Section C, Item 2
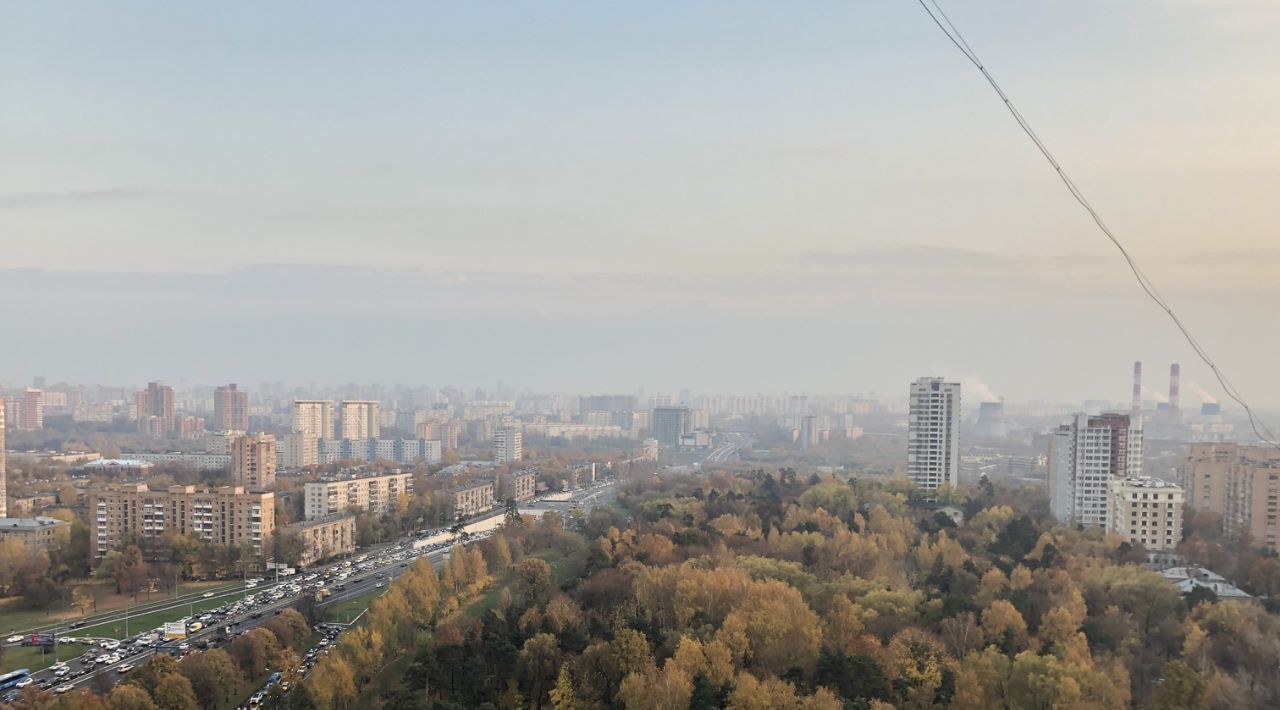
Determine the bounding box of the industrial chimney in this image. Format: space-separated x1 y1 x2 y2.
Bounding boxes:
1169 363 1181 421
1132 361 1142 420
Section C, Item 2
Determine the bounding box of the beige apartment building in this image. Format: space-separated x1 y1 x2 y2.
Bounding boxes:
340 400 380 440
285 514 356 566
231 434 277 489
303 471 413 520
0 516 70 553
449 481 495 517
7 494 57 517
1180 443 1280 552
281 432 318 469
87 483 274 567
512 471 536 502
294 400 335 440
1108 477 1184 551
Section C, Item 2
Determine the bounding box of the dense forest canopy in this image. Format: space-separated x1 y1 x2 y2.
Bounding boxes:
292 469 1280 710
11 468 1279 710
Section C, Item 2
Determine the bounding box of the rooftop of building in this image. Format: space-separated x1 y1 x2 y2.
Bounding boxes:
0 516 71 530
83 458 154 468
1114 476 1182 490
286 514 355 530
1161 566 1251 598
309 469 411 484
448 481 495 493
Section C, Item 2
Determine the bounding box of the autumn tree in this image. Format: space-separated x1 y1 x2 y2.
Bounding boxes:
108 684 158 710
150 673 198 710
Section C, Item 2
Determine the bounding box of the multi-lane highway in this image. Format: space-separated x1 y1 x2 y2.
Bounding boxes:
1 481 619 704
5 542 458 700
704 431 751 463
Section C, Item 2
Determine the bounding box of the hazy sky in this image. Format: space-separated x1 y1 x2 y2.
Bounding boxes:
3 1 1279 408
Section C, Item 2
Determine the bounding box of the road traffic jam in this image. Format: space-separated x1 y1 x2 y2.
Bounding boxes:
1 530 473 707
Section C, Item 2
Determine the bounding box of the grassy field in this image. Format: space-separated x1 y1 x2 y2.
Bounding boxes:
465 549 578 620
323 587 386 625
0 579 241 636
0 643 90 674
74 588 257 640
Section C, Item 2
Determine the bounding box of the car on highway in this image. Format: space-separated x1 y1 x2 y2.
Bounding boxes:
5 635 23 643
117 664 134 673
54 684 73 694
14 677 34 688
202 591 215 598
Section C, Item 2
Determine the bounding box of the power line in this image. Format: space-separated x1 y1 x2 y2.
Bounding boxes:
912 0 1280 450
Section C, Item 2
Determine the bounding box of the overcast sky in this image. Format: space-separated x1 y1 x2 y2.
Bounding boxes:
2 1 1278 408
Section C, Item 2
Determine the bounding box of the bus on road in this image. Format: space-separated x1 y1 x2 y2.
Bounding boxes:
0 670 31 690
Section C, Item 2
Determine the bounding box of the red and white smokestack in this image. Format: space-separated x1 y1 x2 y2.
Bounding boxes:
1132 361 1142 420
1169 363 1181 420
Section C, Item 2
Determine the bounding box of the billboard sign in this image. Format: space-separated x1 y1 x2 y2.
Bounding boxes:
163 622 187 639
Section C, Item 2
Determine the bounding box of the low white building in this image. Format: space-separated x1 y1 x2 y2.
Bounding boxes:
1161 567 1250 599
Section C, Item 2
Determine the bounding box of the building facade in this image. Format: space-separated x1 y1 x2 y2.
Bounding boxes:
906 378 962 491
494 428 523 464
294 400 335 440
205 430 247 456
137 382 175 436
1180 443 1280 553
1108 477 1184 552
1048 413 1143 529
130 453 232 471
513 471 536 501
87 484 274 567
7 494 58 517
20 388 44 431
231 434 277 489
652 407 691 449
416 420 460 450
0 516 70 552
285 514 356 567
281 432 318 469
340 400 380 440
213 384 250 432
449 482 495 517
303 472 413 520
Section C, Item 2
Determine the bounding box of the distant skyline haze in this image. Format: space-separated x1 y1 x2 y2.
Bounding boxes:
3 1 1278 409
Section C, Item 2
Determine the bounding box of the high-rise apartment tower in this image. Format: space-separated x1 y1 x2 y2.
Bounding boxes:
906 378 961 491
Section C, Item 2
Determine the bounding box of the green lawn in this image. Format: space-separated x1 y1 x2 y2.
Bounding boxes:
75 589 255 640
0 579 243 636
323 587 386 625
0 643 90 674
465 549 578 620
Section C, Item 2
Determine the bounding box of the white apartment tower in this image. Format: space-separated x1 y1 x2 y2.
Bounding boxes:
293 400 335 440
1048 413 1143 529
494 427 523 464
340 400 380 440
906 378 961 491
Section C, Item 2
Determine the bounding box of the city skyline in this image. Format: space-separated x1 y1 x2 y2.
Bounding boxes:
4 1 1280 408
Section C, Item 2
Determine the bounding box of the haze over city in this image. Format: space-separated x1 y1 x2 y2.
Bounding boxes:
4 0 1280 405
4 3 1280 709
